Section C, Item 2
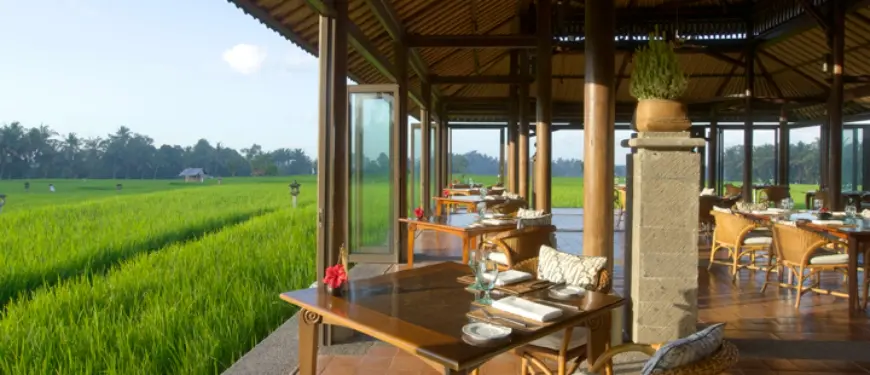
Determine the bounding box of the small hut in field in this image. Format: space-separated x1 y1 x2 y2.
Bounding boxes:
179 168 207 183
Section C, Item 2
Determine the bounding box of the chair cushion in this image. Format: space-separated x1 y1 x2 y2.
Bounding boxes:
743 236 772 245
537 245 607 290
809 252 849 265
640 323 726 375
700 188 716 196
487 251 509 265
712 206 731 214
529 327 588 351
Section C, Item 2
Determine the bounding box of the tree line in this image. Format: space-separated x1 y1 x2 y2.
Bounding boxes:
1 122 852 183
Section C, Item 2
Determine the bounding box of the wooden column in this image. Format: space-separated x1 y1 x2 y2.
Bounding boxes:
707 114 719 191
394 41 409 255
862 127 870 190
316 14 334 290
778 110 789 186
448 127 453 182
434 116 442 195
499 128 506 183
828 0 845 209
508 51 519 192
518 51 531 199
441 114 449 186
420 83 432 214
535 0 553 212
742 26 755 202
583 0 615 265
329 0 348 270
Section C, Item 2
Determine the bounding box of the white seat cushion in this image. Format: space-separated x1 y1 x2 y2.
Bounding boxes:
529 327 588 351
809 253 849 265
743 236 772 245
487 251 508 265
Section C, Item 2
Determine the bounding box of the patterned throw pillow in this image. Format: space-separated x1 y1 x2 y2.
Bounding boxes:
504 192 521 200
536 245 606 290
640 323 726 375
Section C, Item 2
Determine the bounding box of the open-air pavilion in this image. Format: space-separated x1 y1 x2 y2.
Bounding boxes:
223 0 870 374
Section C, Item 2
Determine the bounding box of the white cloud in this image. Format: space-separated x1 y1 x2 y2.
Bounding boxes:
222 44 267 75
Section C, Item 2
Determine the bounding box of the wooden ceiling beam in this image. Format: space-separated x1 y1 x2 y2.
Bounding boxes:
430 75 533 84
797 0 831 33
757 50 830 93
363 0 443 106
756 55 784 99
407 34 537 48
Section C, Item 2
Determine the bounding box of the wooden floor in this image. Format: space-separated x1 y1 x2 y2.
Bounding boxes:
315 211 870 375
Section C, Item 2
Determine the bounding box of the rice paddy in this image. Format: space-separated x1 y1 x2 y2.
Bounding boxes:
0 175 816 374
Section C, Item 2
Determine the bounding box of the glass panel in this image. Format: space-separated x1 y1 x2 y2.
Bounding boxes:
720 130 745 190
349 91 394 255
429 124 436 211
752 130 775 186
409 124 421 213
843 128 862 191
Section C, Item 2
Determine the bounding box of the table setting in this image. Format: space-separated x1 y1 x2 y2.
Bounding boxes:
456 248 589 347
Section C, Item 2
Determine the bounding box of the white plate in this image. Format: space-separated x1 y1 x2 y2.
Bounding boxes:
462 322 512 341
549 286 585 299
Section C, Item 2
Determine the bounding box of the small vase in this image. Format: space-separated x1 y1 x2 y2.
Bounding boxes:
325 285 343 297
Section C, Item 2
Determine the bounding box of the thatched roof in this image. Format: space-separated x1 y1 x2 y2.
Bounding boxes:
227 0 870 123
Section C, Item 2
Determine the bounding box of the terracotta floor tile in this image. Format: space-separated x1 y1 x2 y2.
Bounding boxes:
388 355 428 372
366 345 399 358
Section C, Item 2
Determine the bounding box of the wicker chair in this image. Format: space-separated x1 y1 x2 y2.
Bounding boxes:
761 223 852 308
724 184 742 199
709 211 772 280
481 225 556 270
510 257 612 375
759 185 790 206
614 188 627 229
699 196 720 244
485 198 528 216
585 341 739 375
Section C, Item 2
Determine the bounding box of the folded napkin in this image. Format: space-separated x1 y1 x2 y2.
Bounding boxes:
491 296 563 322
811 220 845 225
831 212 846 217
481 218 515 226
484 196 497 201
766 208 787 213
481 270 533 286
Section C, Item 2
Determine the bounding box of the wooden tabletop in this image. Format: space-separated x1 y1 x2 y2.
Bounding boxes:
280 262 625 371
399 216 517 234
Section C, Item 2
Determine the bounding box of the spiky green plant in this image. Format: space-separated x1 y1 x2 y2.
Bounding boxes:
629 31 688 100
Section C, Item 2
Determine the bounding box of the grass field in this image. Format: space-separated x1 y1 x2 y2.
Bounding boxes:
0 175 818 374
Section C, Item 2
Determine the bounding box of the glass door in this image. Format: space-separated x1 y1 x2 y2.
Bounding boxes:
347 85 400 263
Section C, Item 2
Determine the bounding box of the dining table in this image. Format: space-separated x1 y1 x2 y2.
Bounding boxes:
281 262 625 375
738 210 870 316
399 215 517 267
433 195 486 216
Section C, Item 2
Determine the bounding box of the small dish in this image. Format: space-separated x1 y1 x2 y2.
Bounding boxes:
462 322 512 341
548 285 585 300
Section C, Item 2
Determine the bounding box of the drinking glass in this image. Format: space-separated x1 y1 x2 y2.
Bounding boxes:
813 198 822 211
467 249 484 291
477 258 500 305
846 204 858 218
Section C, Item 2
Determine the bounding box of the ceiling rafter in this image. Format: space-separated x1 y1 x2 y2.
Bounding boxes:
756 55 784 99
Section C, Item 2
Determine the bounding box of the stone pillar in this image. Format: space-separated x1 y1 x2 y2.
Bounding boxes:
627 132 703 343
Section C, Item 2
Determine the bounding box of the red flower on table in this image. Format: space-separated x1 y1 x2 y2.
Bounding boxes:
442 189 450 197
414 207 425 219
323 264 347 289
819 207 830 213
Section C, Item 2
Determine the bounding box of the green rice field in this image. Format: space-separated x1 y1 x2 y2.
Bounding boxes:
0 175 816 374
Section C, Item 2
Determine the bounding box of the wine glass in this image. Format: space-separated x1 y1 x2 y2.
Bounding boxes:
846 203 858 218
467 249 483 291
813 198 822 211
478 257 500 305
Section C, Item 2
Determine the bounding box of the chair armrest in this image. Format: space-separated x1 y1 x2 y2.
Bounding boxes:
588 343 658 373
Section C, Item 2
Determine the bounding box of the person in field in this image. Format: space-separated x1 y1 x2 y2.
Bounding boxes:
49 184 55 193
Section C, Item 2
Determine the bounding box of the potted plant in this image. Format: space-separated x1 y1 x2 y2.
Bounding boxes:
629 30 690 132
323 263 348 296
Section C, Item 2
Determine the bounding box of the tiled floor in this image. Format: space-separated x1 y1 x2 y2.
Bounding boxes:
314 211 870 375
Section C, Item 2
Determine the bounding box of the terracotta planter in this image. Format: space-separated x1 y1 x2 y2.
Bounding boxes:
634 99 691 132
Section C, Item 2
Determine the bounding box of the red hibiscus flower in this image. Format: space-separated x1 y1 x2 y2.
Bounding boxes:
323 264 347 289
414 207 424 219
442 189 450 197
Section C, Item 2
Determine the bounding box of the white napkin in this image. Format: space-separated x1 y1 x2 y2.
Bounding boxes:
482 218 515 226
484 196 497 201
491 296 563 322
862 209 870 218
481 270 533 286
811 220 845 225
831 212 846 217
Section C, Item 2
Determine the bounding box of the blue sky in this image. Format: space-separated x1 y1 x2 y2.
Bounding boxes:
0 0 822 160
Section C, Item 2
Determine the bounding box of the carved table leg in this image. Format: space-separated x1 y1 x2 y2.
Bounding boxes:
407 223 417 267
587 314 613 375
298 309 322 375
